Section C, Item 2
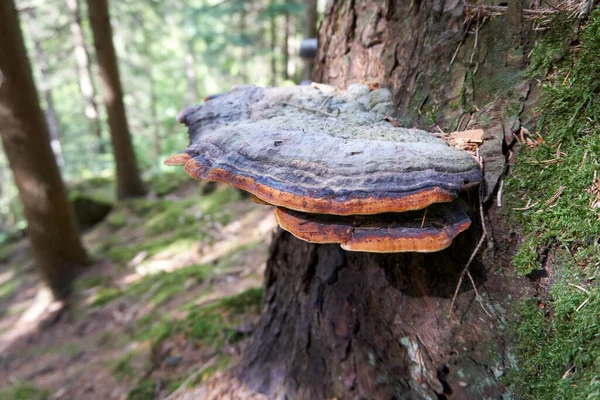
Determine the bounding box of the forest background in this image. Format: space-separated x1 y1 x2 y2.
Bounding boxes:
0 0 315 238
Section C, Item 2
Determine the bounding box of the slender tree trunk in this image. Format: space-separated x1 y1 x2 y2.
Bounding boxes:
66 0 105 154
302 0 318 82
283 12 290 81
25 9 65 168
0 1 89 300
236 0 534 398
269 0 277 86
86 0 146 199
239 4 248 83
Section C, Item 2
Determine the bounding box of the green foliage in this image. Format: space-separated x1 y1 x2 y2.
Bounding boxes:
0 382 49 400
505 10 600 399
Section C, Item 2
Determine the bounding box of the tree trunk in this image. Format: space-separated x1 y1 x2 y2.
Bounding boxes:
25 9 65 168
301 0 318 82
66 0 105 154
269 0 277 87
282 12 290 81
239 4 248 83
0 1 89 300
86 0 146 199
237 0 533 398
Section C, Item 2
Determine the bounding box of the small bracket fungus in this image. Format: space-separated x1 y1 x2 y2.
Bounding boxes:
275 200 471 253
168 84 483 253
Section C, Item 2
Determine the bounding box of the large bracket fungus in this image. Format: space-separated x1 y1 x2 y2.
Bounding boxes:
166 83 483 252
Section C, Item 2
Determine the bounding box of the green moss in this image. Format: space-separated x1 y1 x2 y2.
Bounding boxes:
113 351 135 380
505 11 600 399
69 176 115 204
75 274 107 290
143 200 195 236
0 243 14 263
107 211 128 230
132 287 263 350
527 15 575 77
0 382 49 400
126 263 213 306
92 287 122 307
147 172 189 197
0 279 18 300
105 227 202 264
196 186 240 216
126 379 157 400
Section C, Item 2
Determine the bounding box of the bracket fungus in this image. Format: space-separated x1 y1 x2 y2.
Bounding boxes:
166 83 483 253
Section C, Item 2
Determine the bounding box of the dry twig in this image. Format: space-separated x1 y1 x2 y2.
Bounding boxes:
544 185 566 207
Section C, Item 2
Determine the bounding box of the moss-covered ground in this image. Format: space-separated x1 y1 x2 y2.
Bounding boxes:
0 173 276 399
504 10 600 399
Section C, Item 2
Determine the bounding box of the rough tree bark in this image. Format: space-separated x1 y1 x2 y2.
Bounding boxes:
302 0 318 81
0 1 89 300
86 0 146 199
237 0 534 398
67 0 105 154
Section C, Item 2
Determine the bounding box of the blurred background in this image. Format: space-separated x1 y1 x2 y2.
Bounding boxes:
0 1 322 398
0 0 322 241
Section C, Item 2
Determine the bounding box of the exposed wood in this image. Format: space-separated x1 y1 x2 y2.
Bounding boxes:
0 0 89 299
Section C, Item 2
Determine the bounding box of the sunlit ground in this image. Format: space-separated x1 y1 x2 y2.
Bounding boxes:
0 179 277 399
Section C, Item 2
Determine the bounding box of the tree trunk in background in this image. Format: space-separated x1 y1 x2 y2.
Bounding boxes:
269 0 277 86
301 0 318 81
238 0 535 398
0 1 89 300
239 5 248 83
282 12 290 81
86 0 146 199
67 0 105 154
25 9 65 168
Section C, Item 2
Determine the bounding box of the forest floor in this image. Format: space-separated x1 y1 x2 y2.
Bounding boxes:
0 176 277 400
